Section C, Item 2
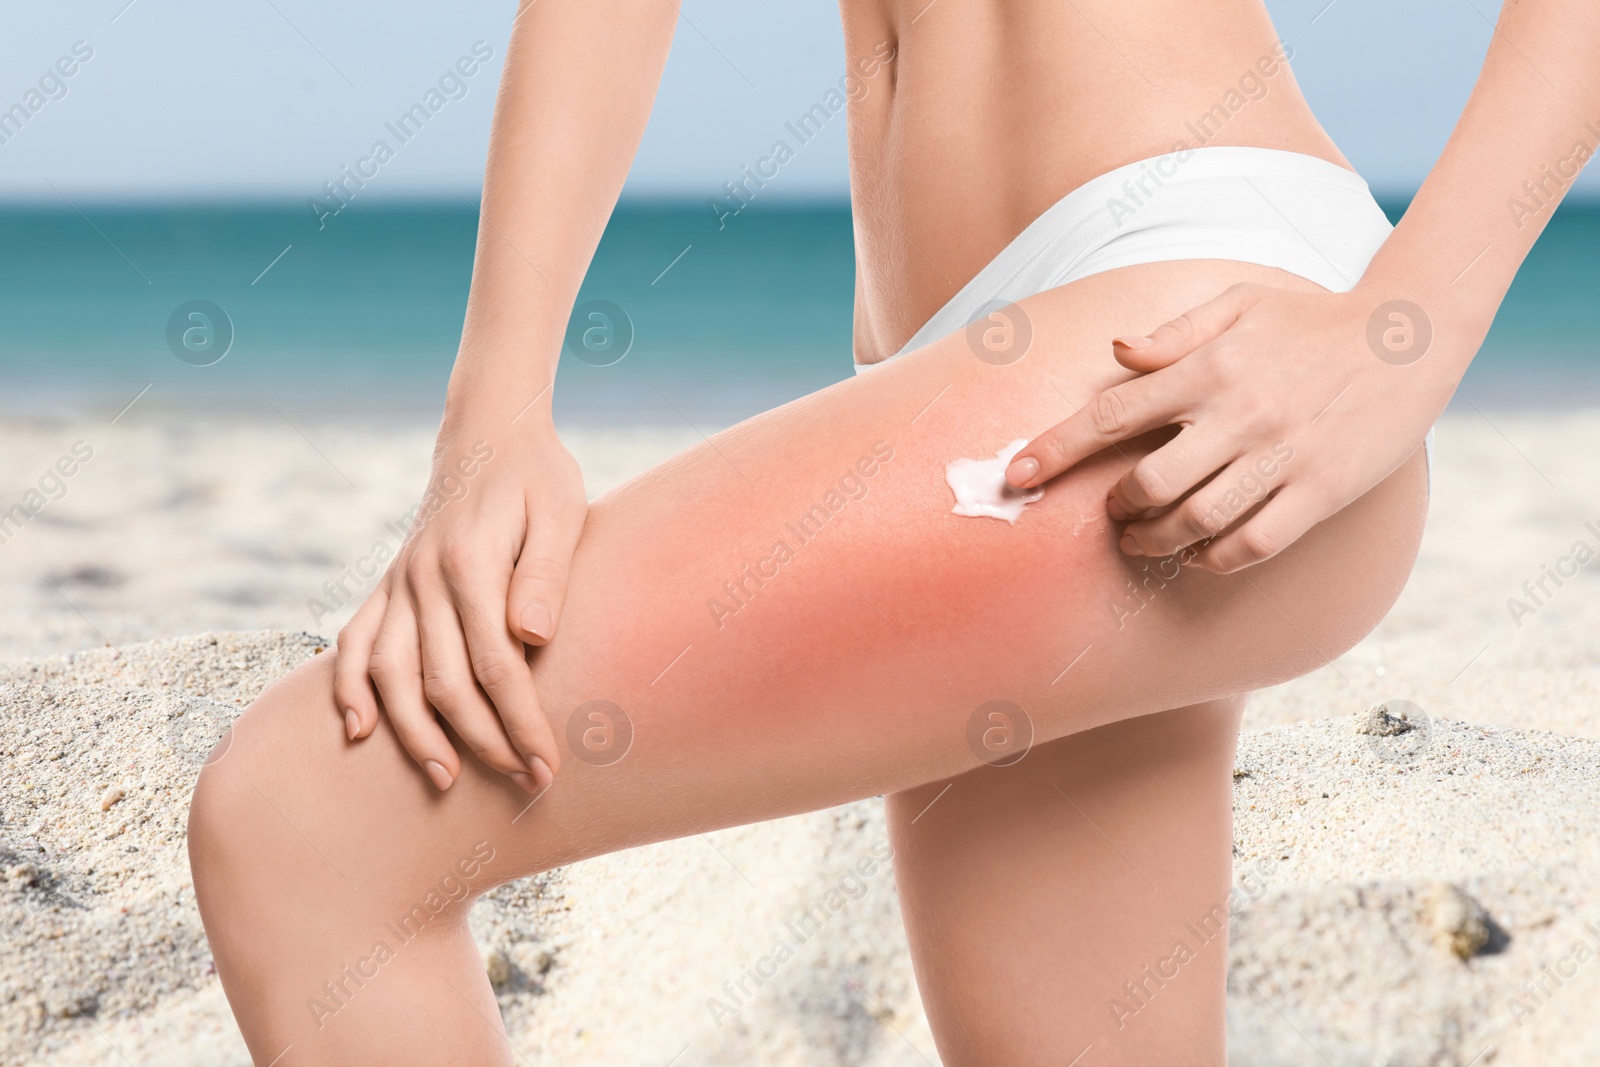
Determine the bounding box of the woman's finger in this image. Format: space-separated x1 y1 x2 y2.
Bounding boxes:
1005 372 1189 489
413 574 543 792
507 496 587 645
1191 482 1328 574
1120 448 1293 558
367 590 460 791
446 552 560 785
1111 282 1262 372
1105 427 1237 520
333 582 388 740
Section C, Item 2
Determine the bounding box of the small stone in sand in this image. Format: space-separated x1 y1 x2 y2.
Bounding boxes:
4 863 40 890
1421 881 1492 961
485 949 513 991
1355 701 1420 736
98 787 125 812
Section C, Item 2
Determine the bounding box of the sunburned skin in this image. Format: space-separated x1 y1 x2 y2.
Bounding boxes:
945 439 1045 523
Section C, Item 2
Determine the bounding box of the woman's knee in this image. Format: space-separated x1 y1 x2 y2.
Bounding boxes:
187 658 335 931
190 651 547 925
188 656 377 919
186 727 254 917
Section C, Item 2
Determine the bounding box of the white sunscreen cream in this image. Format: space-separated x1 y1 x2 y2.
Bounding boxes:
945 439 1044 523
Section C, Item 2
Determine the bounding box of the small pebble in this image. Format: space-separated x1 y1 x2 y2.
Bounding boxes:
485 948 513 990
99 787 125 812
1421 882 1491 961
1355 702 1418 737
4 863 40 889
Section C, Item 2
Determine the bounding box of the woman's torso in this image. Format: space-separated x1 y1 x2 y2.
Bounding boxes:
842 0 1349 364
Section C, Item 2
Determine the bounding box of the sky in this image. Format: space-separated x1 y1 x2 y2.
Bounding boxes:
1 0 1594 202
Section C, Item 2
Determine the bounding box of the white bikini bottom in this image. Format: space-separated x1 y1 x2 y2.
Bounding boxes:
856 145 1434 486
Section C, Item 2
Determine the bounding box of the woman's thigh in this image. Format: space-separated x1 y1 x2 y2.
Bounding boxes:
193 257 1427 941
887 698 1246 1067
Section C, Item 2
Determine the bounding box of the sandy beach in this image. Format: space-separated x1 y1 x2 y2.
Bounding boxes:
3 408 1599 1065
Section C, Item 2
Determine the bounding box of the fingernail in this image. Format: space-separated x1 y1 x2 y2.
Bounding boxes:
422 759 454 791
507 771 539 794
1114 335 1153 349
1106 496 1132 521
520 601 553 641
343 708 360 740
527 755 553 790
1005 457 1040 487
1120 533 1143 556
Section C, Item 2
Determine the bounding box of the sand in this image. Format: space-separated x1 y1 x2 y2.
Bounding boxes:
2 409 1598 1064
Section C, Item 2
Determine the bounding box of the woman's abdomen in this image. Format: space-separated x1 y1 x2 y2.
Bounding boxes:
842 0 1347 361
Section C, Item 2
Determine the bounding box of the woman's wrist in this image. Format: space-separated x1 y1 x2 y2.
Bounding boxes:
1349 248 1495 397
444 327 564 422
441 388 558 446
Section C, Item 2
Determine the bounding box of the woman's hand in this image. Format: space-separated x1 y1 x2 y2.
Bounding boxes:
333 416 586 793
1004 282 1450 573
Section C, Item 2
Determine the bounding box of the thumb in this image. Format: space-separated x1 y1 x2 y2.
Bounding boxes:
507 498 587 645
1112 282 1261 371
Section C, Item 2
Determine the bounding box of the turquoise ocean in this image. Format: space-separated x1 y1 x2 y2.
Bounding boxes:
1 197 1595 427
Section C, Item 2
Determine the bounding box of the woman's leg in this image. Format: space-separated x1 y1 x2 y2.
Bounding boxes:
887 698 1246 1067
188 260 1429 1065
